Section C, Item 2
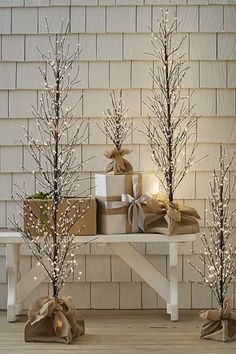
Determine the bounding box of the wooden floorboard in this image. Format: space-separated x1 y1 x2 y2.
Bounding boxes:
0 310 235 354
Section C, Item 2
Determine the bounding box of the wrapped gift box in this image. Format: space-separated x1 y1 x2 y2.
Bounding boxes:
24 197 97 236
95 173 159 234
143 196 200 236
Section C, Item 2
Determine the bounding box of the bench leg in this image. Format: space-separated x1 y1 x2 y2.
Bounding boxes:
169 242 178 321
6 244 20 322
166 302 171 315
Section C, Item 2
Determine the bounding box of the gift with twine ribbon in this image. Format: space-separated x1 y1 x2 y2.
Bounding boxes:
143 193 200 236
104 147 133 175
199 298 236 342
96 174 151 234
24 192 50 235
24 295 85 344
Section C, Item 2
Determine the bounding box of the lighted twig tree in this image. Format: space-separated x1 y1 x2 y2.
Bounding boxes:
12 19 92 299
100 90 134 174
189 146 236 309
144 10 201 201
102 90 133 151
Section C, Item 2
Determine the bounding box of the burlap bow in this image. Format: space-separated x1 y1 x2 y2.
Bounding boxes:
24 295 85 344
121 193 151 233
144 193 200 235
104 147 133 174
199 298 236 342
99 175 150 233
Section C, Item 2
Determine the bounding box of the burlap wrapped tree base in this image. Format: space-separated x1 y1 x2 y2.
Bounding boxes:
200 299 236 342
104 147 133 175
24 296 85 344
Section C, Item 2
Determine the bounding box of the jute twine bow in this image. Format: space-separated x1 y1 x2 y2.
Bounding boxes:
104 147 133 174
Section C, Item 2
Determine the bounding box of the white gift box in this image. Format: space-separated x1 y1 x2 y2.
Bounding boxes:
95 173 159 235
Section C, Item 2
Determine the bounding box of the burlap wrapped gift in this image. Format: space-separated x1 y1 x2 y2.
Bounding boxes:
24 296 85 344
200 298 236 342
104 147 133 175
95 174 156 234
24 196 97 236
143 193 200 236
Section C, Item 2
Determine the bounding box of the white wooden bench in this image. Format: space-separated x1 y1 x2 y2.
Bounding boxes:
0 231 196 322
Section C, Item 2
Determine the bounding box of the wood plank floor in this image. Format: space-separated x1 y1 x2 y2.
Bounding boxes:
0 310 236 354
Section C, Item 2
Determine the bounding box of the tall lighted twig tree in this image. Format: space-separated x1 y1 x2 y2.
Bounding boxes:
100 90 134 174
12 19 92 298
144 10 200 201
189 146 236 309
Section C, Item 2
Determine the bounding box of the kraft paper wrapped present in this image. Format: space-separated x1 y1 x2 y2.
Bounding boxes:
95 173 159 234
24 196 97 236
143 193 200 236
199 298 236 342
24 296 85 344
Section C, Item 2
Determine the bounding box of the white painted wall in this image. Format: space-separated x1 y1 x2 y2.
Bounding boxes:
0 0 236 310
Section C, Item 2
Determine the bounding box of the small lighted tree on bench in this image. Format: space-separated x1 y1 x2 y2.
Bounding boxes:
100 90 134 175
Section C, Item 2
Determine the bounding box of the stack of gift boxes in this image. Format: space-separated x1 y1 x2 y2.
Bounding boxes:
94 159 200 236
95 172 159 235
23 166 201 237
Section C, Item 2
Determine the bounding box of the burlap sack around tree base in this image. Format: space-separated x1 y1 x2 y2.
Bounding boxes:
104 147 133 175
200 299 236 342
24 295 85 344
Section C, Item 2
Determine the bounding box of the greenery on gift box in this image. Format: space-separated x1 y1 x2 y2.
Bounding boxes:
27 192 49 200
